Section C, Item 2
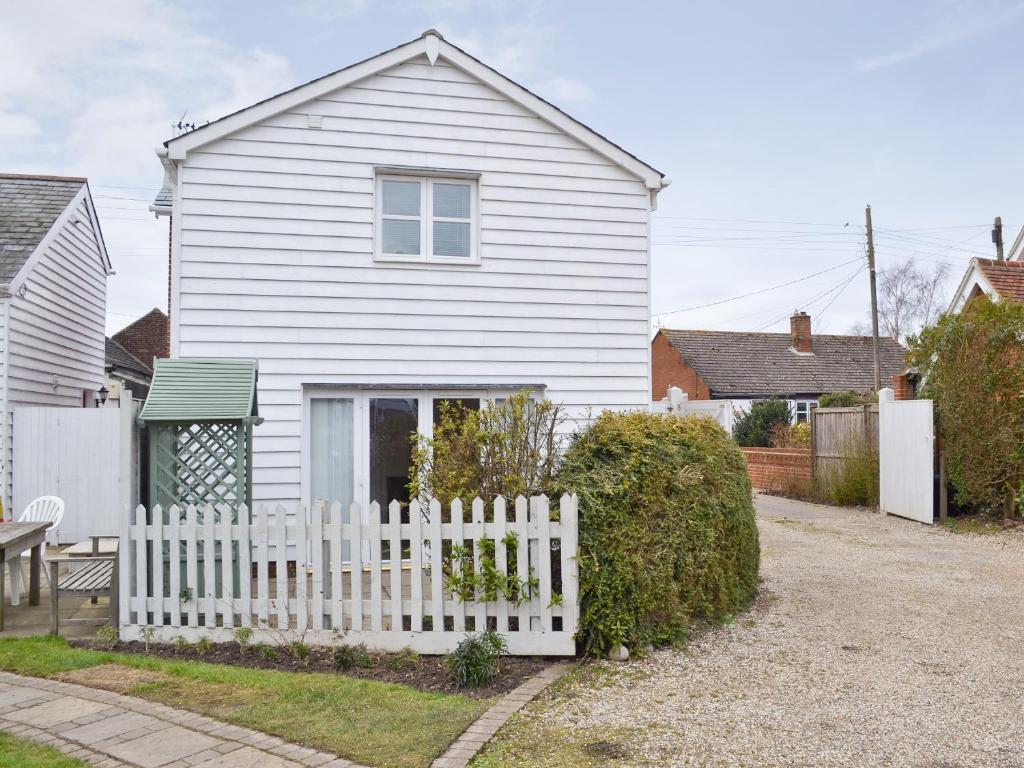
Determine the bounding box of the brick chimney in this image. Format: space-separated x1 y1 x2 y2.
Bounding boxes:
790 311 812 353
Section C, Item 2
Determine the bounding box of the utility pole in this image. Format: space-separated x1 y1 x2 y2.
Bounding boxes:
866 205 881 391
993 216 1004 261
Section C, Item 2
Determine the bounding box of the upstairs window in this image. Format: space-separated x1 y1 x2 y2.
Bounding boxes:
376 173 478 263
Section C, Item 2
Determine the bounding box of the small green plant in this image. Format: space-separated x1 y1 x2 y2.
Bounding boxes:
172 635 192 652
233 627 254 654
195 637 214 655
139 625 156 653
254 644 280 663
287 641 311 665
447 631 507 689
334 643 374 670
387 647 420 671
94 625 119 651
445 533 536 606
179 586 193 602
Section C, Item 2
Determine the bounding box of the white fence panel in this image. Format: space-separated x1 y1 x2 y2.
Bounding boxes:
652 387 734 432
119 494 578 656
13 402 138 542
878 389 934 524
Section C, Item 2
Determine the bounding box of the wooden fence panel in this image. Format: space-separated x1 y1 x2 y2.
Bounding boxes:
119 495 578 656
812 405 879 481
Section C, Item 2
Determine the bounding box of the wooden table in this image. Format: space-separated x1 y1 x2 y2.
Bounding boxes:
0 521 51 631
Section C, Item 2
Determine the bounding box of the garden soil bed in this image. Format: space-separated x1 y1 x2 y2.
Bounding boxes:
69 639 560 698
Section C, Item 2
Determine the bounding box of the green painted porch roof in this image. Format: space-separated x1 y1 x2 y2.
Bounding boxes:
139 358 261 423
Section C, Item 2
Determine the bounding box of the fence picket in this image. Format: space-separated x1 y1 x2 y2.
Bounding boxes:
120 495 577 655
202 505 216 627
185 505 199 627
350 501 363 632
428 499 443 634
329 502 343 632
311 502 324 631
493 497 509 634
275 504 289 629
388 500 402 632
409 498 423 633
168 505 181 627
256 505 269 628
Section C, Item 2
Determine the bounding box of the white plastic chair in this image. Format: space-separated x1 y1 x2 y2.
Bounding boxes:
7 496 65 605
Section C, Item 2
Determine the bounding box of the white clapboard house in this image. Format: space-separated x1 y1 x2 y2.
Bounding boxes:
151 30 669 511
0 174 112 520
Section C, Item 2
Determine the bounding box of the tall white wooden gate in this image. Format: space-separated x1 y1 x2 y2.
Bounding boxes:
13 402 138 542
878 389 934 524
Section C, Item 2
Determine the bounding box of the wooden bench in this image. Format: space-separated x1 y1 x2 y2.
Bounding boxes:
49 537 118 636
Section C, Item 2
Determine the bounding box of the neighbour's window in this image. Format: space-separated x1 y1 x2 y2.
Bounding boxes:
376 174 478 263
794 400 816 424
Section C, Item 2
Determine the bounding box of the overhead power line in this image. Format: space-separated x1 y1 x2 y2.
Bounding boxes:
653 257 863 317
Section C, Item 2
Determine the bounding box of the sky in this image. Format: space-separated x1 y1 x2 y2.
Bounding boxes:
2 0 1022 336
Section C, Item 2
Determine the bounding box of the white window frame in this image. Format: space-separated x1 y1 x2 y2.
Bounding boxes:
793 399 817 424
374 172 480 264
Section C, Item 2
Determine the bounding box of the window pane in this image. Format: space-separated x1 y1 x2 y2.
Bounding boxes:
382 180 420 216
433 182 470 219
369 398 417 521
433 221 471 258
383 218 420 255
310 398 354 559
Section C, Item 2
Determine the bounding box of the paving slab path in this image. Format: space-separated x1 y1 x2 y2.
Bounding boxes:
0 671 366 768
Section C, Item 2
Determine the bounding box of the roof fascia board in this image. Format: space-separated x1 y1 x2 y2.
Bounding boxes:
162 33 666 189
7 184 90 294
948 258 997 313
165 37 428 160
82 183 114 274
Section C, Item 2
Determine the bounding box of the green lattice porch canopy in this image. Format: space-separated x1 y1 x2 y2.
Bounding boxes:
139 359 263 511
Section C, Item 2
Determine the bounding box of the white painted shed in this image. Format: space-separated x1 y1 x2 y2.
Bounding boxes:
0 174 113 519
152 30 669 510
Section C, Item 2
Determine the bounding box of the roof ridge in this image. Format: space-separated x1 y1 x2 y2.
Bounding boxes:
661 328 903 344
0 173 87 183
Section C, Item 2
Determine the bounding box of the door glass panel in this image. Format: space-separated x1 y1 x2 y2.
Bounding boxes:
369 398 417 522
432 398 480 428
310 398 354 559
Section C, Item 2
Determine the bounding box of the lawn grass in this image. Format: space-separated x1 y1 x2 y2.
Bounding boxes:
0 732 88 768
0 636 489 768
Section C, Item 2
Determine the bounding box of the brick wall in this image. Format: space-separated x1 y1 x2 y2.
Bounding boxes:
112 308 170 369
740 447 813 492
651 331 712 401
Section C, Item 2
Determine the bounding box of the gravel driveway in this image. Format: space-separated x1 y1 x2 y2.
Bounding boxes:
473 495 1024 768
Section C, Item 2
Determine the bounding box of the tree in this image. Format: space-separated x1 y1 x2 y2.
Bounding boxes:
848 258 950 342
909 299 1024 518
732 399 792 447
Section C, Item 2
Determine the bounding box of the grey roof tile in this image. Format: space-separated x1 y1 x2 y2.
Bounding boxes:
661 328 908 398
0 174 85 283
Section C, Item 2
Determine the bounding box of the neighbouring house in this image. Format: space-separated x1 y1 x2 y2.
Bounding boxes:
112 307 169 368
150 30 669 511
652 311 907 422
947 256 1024 313
0 173 113 516
105 336 153 402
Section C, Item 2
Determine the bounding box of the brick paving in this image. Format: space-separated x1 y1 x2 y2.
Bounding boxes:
0 671 365 768
430 663 572 768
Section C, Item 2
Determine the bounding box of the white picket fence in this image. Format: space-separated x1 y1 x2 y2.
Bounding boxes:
118 495 578 655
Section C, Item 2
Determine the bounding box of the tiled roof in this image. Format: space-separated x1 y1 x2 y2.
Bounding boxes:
0 174 85 283
976 258 1024 303
660 328 908 398
105 336 152 379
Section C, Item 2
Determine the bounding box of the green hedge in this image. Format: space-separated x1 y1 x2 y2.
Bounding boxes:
560 411 760 655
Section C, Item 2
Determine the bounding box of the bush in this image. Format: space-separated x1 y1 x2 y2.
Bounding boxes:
732 399 792 447
771 421 810 448
814 435 879 507
447 631 507 688
560 412 760 655
334 643 374 671
819 390 875 408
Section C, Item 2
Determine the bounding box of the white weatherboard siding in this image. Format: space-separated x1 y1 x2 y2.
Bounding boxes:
174 55 654 506
4 195 108 511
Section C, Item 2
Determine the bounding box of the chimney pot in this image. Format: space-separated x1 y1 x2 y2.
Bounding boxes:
791 311 812 353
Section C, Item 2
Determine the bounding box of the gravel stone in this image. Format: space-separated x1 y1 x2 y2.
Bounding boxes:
504 495 1024 767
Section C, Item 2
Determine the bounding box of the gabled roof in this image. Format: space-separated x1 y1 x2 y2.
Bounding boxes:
658 328 907 398
105 336 152 379
0 174 85 283
160 30 667 190
139 358 261 424
948 257 1024 312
